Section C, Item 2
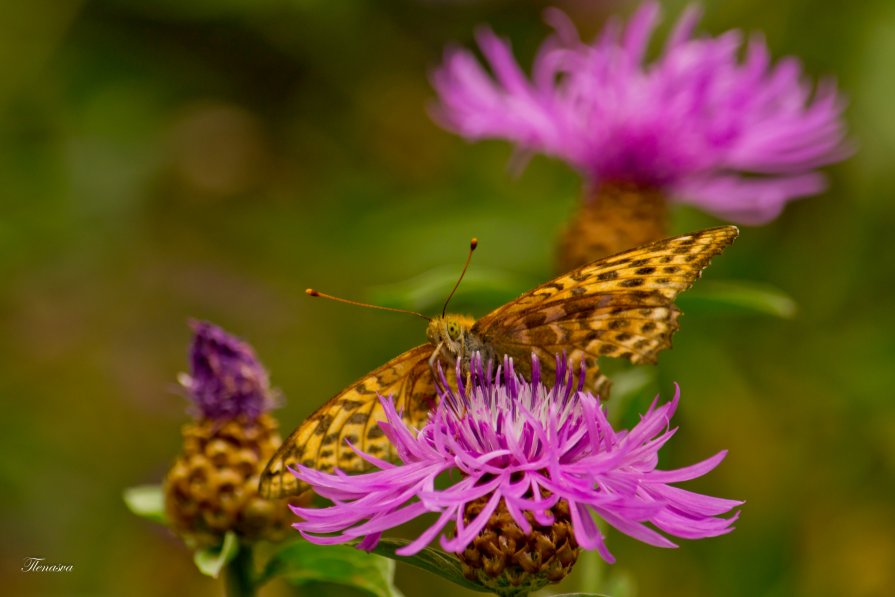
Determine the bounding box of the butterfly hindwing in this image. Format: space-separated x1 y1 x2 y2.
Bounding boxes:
259 344 436 498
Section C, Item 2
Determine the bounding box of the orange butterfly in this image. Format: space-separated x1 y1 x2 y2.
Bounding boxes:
260 226 738 498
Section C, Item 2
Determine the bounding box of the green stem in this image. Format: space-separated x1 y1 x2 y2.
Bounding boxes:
578 548 603 592
224 544 256 597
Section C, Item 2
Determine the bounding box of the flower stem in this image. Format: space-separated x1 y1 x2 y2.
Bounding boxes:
578 547 603 592
497 588 530 597
224 544 256 597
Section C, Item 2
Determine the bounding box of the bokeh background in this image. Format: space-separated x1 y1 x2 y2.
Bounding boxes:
2 0 894 595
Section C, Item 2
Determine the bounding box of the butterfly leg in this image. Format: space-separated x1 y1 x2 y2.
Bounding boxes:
428 342 445 371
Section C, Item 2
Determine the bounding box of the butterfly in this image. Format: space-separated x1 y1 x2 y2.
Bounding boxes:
260 226 738 498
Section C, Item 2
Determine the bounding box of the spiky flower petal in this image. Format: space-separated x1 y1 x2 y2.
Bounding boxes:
292 354 741 569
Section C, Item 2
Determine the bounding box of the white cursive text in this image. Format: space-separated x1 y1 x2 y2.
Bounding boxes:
21 557 73 572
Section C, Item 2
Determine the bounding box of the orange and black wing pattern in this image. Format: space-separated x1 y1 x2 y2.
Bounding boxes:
474 226 739 396
259 344 436 498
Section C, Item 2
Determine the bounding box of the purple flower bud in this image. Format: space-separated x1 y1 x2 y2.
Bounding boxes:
181 320 273 420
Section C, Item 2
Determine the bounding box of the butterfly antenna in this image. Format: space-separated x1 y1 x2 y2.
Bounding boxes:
442 237 478 317
306 289 431 322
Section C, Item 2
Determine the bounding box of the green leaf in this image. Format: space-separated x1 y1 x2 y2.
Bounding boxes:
194 531 240 579
259 540 403 597
676 280 797 319
123 484 167 525
363 538 489 593
368 266 537 314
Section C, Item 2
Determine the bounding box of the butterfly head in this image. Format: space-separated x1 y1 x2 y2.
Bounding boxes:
427 314 477 361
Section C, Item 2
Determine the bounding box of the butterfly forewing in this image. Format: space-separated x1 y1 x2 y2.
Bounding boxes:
259 344 436 498
474 226 738 385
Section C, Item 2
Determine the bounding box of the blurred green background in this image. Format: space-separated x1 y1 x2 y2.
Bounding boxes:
2 0 894 595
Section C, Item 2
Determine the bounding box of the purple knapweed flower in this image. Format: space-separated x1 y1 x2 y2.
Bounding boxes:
432 2 850 224
291 354 741 564
179 320 274 420
164 321 292 547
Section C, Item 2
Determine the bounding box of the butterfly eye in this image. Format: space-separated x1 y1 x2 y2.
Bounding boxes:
447 322 461 339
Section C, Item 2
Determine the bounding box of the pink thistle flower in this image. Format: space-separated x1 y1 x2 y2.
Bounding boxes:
291 354 742 564
432 2 850 224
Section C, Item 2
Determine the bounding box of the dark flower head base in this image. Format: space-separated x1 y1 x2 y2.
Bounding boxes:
458 494 579 593
291 352 742 590
165 414 293 548
557 183 667 271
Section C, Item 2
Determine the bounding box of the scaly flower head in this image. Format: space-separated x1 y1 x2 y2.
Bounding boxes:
164 321 292 548
292 353 741 590
432 2 850 225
